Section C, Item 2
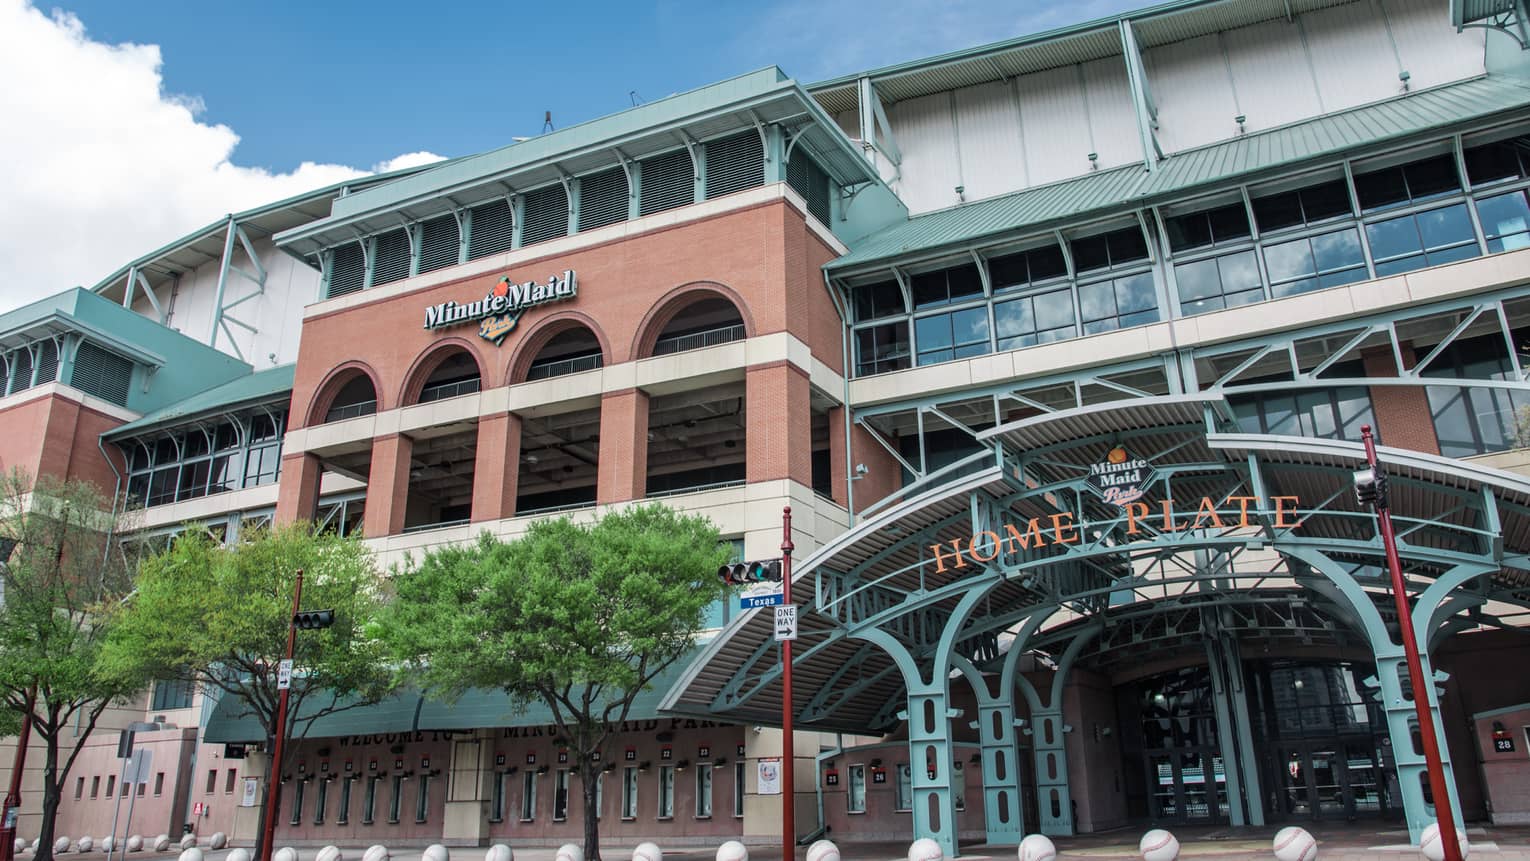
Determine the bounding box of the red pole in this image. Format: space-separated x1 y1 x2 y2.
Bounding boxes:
257 569 303 861
0 687 37 861
781 507 795 861
1360 427 1462 861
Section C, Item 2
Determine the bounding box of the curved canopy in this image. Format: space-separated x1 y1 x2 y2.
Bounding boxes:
662 395 1530 733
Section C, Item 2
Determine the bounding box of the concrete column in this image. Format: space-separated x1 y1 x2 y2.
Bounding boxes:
274 452 323 525
471 413 521 522
597 389 648 504
745 363 812 485
906 687 960 858
363 433 413 537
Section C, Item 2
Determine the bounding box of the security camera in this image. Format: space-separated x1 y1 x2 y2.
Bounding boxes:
854 463 868 476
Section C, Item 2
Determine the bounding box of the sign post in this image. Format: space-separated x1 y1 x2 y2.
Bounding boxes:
780 507 795 860
256 570 304 861
1357 426 1464 861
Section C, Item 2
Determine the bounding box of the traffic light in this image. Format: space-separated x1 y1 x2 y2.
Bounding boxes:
294 609 335 630
717 559 783 585
1353 467 1389 510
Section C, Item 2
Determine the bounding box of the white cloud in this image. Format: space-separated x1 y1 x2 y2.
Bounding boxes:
0 0 445 304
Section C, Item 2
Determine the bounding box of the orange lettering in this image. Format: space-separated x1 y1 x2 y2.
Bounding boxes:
969 530 1001 563
1227 496 1257 528
1002 518 1048 551
1161 498 1183 531
1274 496 1302 529
1049 513 1080 544
1191 497 1225 530
929 540 967 573
1124 502 1150 534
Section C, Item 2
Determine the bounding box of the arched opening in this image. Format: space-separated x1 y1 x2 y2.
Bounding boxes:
402 425 477 532
516 407 601 514
414 349 483 404
526 326 604 382
323 373 379 423
651 297 746 357
645 383 746 496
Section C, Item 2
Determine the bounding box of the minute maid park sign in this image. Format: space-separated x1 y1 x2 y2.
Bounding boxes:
423 270 577 346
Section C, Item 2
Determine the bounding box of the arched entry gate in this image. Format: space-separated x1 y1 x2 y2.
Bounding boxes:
663 394 1530 855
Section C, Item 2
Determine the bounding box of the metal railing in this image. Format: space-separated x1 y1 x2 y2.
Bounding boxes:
526 353 603 381
325 400 377 422
652 324 745 356
401 518 471 534
644 478 747 499
418 378 481 403
515 499 596 517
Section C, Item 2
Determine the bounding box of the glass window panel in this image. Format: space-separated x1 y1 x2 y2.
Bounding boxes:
1208 203 1252 242
1318 267 1368 289
910 271 948 308
1404 155 1461 200
988 253 1029 289
1071 234 1110 272
1114 273 1157 314
1078 282 1116 322
1301 180 1353 221
1029 244 1067 280
1253 190 1304 232
853 280 903 321
1218 250 1261 291
1166 211 1212 251
1264 238 1316 282
1108 227 1149 263
1416 204 1475 250
1365 215 1422 262
1033 288 1075 330
1477 190 1530 241
946 264 982 300
914 315 953 352
1465 141 1525 185
1271 277 1321 298
994 296 1034 345
1174 258 1220 302
1181 295 1225 316
182 433 209 458
1311 228 1364 272
1355 166 1409 211
950 307 990 353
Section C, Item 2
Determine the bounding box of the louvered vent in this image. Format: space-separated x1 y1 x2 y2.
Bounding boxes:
578 168 628 232
71 342 133 407
468 199 514 260
328 243 366 298
639 149 694 217
788 153 832 226
33 340 58 385
372 228 411 286
8 349 32 395
419 215 460 274
521 184 570 246
704 131 764 200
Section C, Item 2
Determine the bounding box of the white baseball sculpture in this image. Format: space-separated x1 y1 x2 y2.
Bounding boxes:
228 850 252 861
633 843 662 861
1273 826 1317 861
317 846 343 861
126 836 143 853
716 842 748 861
179 835 196 851
75 838 92 853
364 847 391 861
1420 823 1470 861
908 838 944 861
28 841 38 853
555 845 583 861
423 845 450 861
98 838 113 854
806 841 840 861
153 837 171 853
274 848 299 861
484 846 512 861
208 834 227 852
10 840 21 855
1019 834 1057 861
177 849 203 861
1140 829 1180 861
53 838 70 855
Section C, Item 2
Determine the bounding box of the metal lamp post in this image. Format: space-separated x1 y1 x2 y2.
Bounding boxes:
1355 425 1464 861
0 537 25 861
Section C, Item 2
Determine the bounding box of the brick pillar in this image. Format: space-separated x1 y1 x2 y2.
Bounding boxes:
35 397 81 482
597 389 649 504
363 433 413 538
745 362 812 485
471 413 521 522
274 452 323 525
828 405 849 507
1364 346 1440 455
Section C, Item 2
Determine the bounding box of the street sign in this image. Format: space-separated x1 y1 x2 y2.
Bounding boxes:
741 591 784 609
276 659 293 690
774 605 797 641
240 778 259 808
125 748 153 785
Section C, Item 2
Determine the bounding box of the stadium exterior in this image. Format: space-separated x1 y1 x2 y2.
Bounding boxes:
7 0 1530 853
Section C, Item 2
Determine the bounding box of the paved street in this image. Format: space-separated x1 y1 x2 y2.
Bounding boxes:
26 825 1530 861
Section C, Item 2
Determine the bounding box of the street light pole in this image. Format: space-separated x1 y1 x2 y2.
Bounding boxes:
256 569 303 861
1357 426 1463 861
0 686 36 861
780 507 795 861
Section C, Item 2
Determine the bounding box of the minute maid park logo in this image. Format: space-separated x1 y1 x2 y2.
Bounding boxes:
422 270 577 346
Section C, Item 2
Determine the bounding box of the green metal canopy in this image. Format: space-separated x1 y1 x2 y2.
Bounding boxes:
104 364 294 439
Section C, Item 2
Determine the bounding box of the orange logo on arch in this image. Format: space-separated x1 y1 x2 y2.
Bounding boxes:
491 278 510 298
1106 446 1128 465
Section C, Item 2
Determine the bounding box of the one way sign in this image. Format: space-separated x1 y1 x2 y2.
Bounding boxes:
774 605 797 641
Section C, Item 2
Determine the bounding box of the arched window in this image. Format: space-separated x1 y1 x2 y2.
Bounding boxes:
651 297 746 357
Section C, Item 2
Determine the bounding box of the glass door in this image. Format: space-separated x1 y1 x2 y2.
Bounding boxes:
1148 753 1178 820
1344 741 1383 815
1307 748 1345 819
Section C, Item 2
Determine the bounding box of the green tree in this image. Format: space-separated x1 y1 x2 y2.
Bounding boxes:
105 525 388 853
383 504 732 860
0 471 146 861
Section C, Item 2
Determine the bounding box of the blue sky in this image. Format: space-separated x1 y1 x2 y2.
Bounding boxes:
47 0 1142 172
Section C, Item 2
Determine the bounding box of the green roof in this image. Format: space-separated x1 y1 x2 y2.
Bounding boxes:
828 75 1530 273
204 651 706 744
105 364 294 439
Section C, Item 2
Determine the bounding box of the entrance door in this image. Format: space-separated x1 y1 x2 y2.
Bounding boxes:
1143 749 1224 824
1277 742 1383 821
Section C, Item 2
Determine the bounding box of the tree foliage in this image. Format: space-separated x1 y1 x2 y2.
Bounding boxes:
0 470 146 861
382 504 732 860
105 523 390 846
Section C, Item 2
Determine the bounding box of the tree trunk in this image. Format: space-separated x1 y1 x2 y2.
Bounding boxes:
581 759 601 861
33 738 58 861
